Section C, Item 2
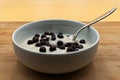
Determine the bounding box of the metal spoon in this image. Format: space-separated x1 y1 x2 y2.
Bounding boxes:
72 8 117 41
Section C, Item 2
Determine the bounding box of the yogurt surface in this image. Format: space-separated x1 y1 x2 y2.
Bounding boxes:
21 34 90 54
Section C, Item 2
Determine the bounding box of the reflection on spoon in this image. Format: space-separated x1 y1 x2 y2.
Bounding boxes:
72 8 117 41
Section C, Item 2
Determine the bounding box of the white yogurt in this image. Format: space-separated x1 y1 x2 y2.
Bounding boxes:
21 34 90 54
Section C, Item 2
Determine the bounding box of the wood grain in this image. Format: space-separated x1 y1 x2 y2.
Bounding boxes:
0 22 120 80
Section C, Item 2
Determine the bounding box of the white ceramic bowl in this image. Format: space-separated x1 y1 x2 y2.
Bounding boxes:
12 19 99 74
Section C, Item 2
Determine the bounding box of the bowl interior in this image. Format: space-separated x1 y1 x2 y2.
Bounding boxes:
13 20 99 54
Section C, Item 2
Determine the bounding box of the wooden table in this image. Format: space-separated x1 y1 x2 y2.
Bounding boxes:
0 22 120 80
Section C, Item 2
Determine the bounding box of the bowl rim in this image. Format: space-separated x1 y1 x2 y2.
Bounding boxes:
12 19 99 55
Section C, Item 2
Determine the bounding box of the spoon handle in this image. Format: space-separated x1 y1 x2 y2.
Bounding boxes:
73 8 117 40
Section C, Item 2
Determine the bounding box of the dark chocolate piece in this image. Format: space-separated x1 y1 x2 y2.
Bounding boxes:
27 40 34 44
45 41 51 46
67 47 74 52
44 31 50 35
58 45 65 49
35 34 40 37
49 32 54 35
46 37 50 41
51 36 56 40
35 42 42 47
77 45 84 49
65 42 72 47
39 47 46 52
49 46 56 51
72 42 79 45
40 40 46 45
79 39 86 44
32 36 39 42
41 34 46 38
57 40 64 46
57 32 64 38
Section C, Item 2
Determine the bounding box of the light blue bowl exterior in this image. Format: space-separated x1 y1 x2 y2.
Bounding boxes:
12 19 99 74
